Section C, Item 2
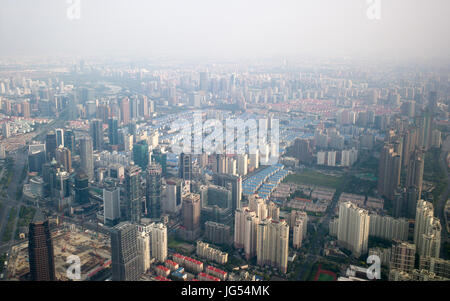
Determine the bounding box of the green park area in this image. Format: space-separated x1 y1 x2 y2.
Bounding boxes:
15 206 36 239
1 207 17 243
0 158 14 188
283 170 344 189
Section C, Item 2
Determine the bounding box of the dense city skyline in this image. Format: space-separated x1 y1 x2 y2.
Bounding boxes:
0 1 449 292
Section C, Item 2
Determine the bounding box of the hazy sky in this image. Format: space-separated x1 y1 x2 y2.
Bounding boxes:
0 0 449 61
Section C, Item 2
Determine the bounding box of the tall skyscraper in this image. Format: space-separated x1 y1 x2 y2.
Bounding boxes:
179 153 192 181
137 228 151 272
120 98 130 125
79 136 94 181
23 101 31 118
55 128 64 148
28 144 46 174
110 222 142 281
181 193 201 240
145 163 162 218
133 140 149 170
199 71 209 91
293 138 312 163
104 186 121 226
45 131 57 161
28 211 56 281
401 127 418 168
256 218 289 274
377 143 402 200
406 149 424 198
108 117 119 146
214 173 242 211
55 146 72 172
2 122 10 138
416 112 433 151
151 147 167 175
337 202 370 257
125 165 142 224
237 154 248 176
249 150 259 170
74 172 89 204
90 119 103 151
64 129 75 152
165 178 184 214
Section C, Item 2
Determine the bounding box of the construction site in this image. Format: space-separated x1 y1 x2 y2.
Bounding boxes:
6 223 111 281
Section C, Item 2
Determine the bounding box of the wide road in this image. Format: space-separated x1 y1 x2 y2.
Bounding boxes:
295 174 343 280
0 108 70 277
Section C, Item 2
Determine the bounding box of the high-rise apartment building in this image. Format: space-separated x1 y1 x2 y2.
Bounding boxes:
414 200 441 258
256 218 289 274
406 149 424 198
150 223 168 263
291 211 308 249
377 143 402 200
337 202 370 257
234 207 261 260
389 240 416 274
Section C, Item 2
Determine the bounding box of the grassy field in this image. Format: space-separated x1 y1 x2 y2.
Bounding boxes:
283 170 344 189
168 236 195 254
168 236 184 249
317 273 335 281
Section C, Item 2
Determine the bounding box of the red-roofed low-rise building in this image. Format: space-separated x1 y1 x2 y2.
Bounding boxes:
172 254 203 274
206 265 228 280
198 272 220 281
165 259 179 271
155 265 170 277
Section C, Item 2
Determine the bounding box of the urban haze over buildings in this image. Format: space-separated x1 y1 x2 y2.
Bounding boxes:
0 0 448 286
